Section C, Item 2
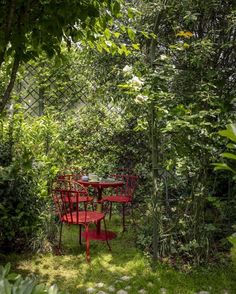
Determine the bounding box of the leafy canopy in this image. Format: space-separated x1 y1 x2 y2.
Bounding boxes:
0 0 122 63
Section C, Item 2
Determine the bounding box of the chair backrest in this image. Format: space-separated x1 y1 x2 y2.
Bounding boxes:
52 188 89 224
111 174 138 198
53 179 88 195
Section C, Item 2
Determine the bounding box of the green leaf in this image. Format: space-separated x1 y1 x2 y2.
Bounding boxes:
219 124 236 143
127 28 136 41
127 7 141 18
226 143 236 149
150 32 157 39
6 273 19 281
120 25 126 32
221 152 236 160
113 32 121 38
0 279 12 294
141 31 150 39
132 43 140 50
127 8 135 18
104 28 111 40
118 44 131 56
105 40 112 47
32 283 46 294
228 234 236 246
2 263 11 278
48 284 59 294
213 163 236 173
111 1 121 17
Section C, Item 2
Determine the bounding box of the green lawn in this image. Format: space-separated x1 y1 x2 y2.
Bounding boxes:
0 215 235 294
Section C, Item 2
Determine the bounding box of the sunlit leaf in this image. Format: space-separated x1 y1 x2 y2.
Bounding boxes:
221 152 236 160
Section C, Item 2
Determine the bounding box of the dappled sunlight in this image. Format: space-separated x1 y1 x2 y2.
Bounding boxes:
2 217 236 293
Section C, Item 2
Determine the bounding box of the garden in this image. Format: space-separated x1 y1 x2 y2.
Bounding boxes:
0 0 236 293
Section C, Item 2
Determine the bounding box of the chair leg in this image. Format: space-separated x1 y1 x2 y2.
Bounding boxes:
109 202 112 220
103 218 111 251
122 204 126 232
79 224 82 245
59 222 63 249
85 225 90 262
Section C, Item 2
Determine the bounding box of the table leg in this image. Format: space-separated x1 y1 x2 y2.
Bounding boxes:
96 187 102 234
81 185 117 241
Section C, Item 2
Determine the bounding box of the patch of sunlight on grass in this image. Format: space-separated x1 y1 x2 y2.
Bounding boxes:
1 216 236 294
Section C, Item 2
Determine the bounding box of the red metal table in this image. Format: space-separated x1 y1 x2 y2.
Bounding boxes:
78 179 124 240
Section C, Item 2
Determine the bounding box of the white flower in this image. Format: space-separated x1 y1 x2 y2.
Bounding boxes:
122 65 133 74
129 76 143 86
160 54 168 60
134 94 148 104
128 75 144 91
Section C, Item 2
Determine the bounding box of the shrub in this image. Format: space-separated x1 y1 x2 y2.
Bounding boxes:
0 164 45 251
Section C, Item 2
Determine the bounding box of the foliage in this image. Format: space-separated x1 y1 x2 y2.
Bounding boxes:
0 0 124 113
0 164 45 252
0 0 122 64
0 110 63 251
0 0 236 268
214 124 236 176
0 263 66 294
116 0 236 264
228 234 236 267
214 124 236 267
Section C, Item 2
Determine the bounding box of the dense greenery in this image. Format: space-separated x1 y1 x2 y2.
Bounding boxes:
123 0 236 263
0 0 236 275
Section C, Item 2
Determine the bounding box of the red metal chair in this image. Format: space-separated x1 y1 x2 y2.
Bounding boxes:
53 179 94 203
102 174 138 231
52 188 111 262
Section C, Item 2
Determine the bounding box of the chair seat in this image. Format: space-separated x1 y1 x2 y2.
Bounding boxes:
61 211 104 224
62 196 93 203
102 196 132 203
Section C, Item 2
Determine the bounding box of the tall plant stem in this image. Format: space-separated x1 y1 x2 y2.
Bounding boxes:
150 102 160 263
148 6 165 264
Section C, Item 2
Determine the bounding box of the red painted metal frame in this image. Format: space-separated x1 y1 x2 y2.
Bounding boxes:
52 186 111 262
102 174 138 231
78 180 124 240
53 179 94 203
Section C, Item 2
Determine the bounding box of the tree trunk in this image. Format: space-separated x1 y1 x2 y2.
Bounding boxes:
0 0 16 68
0 55 20 114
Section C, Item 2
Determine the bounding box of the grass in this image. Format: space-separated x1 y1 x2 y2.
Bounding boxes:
0 215 236 294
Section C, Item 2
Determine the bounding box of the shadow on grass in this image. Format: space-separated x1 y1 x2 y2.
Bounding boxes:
1 216 236 294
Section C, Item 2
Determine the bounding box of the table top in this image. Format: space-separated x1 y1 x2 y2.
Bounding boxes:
78 179 124 188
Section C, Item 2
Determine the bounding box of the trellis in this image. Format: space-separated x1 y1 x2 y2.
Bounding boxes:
16 58 122 116
16 63 89 116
